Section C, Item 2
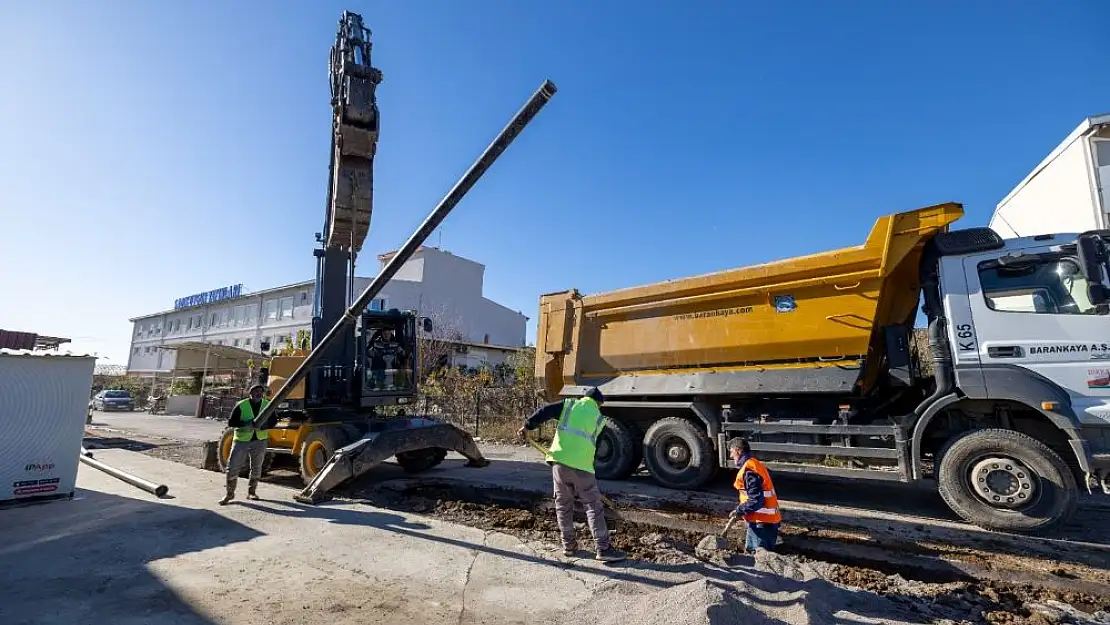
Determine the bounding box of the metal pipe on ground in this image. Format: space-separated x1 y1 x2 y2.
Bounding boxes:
79 451 169 498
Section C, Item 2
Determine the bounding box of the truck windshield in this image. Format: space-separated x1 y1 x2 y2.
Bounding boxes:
979 258 1099 315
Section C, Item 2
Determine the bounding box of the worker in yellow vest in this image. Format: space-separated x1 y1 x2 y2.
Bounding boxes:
219 384 273 505
728 437 782 552
519 387 626 562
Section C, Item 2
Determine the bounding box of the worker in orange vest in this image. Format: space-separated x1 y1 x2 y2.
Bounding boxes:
728 437 782 552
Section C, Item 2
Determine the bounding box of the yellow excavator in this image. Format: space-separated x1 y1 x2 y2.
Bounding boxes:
215 10 556 503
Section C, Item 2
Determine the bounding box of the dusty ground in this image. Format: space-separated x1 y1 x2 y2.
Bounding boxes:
81 414 1110 625
349 482 1110 625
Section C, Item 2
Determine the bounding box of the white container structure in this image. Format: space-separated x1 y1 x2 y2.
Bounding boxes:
0 350 96 505
990 113 1110 238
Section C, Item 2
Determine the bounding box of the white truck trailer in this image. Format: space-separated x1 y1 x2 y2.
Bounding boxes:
990 114 1110 238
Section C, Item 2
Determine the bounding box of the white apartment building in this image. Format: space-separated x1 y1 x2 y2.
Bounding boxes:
127 247 527 374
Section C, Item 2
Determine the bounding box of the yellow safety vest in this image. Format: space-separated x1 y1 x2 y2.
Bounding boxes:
233 398 271 442
546 397 606 473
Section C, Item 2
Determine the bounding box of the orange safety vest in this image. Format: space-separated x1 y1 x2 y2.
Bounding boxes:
734 457 782 524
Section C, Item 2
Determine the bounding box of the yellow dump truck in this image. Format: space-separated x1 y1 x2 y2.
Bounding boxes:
537 202 1110 532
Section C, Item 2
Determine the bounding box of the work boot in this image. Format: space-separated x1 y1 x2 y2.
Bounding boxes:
219 485 235 506
247 479 260 501
595 548 626 563
562 544 578 557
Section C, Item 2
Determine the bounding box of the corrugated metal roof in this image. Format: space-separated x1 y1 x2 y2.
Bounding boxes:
0 349 97 358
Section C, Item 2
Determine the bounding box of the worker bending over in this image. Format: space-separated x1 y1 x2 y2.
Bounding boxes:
519 387 626 562
220 384 274 505
728 437 782 552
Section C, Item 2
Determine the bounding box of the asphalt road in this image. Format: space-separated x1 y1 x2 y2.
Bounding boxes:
89 410 225 441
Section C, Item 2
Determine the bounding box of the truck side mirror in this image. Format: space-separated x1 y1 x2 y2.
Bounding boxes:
1078 233 1110 304
423 318 433 333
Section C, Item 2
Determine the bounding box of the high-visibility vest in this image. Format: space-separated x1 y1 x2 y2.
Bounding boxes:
233 398 271 442
735 457 781 524
546 397 606 473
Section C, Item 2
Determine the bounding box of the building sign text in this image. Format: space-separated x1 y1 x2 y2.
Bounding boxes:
174 284 244 310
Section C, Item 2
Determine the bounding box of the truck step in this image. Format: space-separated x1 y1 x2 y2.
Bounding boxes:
762 461 909 482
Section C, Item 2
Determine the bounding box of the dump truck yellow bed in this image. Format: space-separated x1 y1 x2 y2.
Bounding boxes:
536 203 963 399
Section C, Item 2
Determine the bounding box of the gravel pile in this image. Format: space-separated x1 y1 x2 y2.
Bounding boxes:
561 557 924 625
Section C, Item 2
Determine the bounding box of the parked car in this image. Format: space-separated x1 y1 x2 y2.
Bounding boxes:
92 389 136 412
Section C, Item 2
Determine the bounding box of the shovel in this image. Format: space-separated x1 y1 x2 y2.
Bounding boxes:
522 436 616 508
700 513 739 551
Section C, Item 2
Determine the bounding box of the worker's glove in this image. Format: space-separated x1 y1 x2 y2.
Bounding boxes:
728 509 740 521
517 426 528 441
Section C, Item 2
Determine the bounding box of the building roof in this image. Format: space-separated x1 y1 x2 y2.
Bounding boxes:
377 245 485 268
128 279 318 322
0 349 95 358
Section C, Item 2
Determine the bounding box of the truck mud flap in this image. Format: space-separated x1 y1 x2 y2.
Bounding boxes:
294 418 489 505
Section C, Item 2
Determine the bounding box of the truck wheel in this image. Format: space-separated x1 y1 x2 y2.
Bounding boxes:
594 417 642 480
396 448 449 473
298 426 346 485
642 417 716 490
937 428 1078 533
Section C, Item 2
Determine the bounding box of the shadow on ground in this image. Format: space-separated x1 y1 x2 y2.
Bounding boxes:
0 490 263 625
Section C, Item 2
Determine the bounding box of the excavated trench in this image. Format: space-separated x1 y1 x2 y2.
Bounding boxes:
353 481 1110 625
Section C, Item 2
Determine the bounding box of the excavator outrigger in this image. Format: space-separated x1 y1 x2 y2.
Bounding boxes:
219 10 556 504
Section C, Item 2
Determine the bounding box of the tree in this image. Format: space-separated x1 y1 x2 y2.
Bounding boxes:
416 304 467 381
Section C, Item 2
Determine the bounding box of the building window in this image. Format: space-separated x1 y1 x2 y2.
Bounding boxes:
215 339 224 346
979 258 1098 315
279 296 294 320
484 334 490 344
264 300 278 322
368 298 388 312
244 338 252 347
144 346 150 354
300 291 309 303
233 338 241 347
210 313 219 326
133 347 140 354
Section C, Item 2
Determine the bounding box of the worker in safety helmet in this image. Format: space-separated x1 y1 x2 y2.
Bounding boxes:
728 437 782 552
518 387 626 563
219 384 274 505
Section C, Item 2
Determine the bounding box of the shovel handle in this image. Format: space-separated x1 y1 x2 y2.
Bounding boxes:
720 514 740 536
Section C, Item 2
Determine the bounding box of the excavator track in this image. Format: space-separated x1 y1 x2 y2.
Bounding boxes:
325 11 381 253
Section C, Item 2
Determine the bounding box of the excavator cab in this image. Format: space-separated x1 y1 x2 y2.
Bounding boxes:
357 309 425 403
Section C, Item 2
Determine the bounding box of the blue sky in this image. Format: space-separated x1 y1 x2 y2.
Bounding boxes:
1 2 1107 364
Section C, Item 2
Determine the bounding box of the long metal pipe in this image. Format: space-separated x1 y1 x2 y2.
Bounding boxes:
253 78 558 428
79 453 170 498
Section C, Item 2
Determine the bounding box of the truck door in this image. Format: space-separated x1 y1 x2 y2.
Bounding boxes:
963 250 1110 425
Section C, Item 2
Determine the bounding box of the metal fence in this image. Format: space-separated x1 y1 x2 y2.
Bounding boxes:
416 386 549 442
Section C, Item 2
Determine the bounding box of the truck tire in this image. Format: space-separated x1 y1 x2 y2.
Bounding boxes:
642 417 716 490
937 428 1078 533
396 448 449 473
217 427 274 477
594 417 642 480
298 426 346 485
